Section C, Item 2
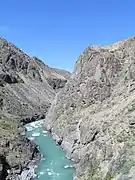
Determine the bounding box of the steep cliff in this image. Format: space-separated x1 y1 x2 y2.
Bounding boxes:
0 37 70 179
45 37 135 180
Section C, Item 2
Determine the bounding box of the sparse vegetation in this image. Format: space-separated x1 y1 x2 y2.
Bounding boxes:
0 117 20 166
0 118 16 130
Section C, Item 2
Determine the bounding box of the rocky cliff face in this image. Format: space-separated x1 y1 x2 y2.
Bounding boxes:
0 37 70 179
0 37 70 119
45 37 135 180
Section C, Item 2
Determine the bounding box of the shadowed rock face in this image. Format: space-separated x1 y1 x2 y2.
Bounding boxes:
45 37 135 179
0 155 10 180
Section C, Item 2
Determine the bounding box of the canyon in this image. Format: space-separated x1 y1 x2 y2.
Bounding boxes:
1 36 135 180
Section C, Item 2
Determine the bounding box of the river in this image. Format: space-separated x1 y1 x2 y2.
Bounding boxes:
25 120 75 180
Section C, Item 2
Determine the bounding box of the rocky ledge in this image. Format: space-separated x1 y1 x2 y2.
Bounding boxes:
20 114 45 125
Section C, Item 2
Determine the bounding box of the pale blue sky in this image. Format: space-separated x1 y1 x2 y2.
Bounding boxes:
0 0 135 71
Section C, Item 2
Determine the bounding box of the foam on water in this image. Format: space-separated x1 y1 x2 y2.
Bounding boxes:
43 134 47 137
39 172 44 175
28 137 35 141
30 120 44 128
48 172 53 176
42 130 48 134
64 165 69 169
32 132 40 137
26 126 34 132
64 165 73 169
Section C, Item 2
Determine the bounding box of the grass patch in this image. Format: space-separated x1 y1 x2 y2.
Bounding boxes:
0 117 23 166
0 119 14 130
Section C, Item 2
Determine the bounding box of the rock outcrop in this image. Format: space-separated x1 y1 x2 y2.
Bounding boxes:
0 155 10 180
0 37 70 179
45 37 135 179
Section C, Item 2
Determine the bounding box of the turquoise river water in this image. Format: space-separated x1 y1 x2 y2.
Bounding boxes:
25 120 75 180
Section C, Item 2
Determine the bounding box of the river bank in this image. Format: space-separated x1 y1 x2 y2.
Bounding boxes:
0 115 42 180
6 130 41 180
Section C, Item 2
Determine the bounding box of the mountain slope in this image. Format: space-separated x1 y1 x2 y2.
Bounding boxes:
0 37 70 119
45 37 135 180
0 37 70 179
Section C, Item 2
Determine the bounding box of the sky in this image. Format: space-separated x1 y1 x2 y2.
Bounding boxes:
0 0 135 71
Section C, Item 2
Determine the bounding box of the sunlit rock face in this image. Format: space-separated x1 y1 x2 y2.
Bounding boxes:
45 37 135 179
